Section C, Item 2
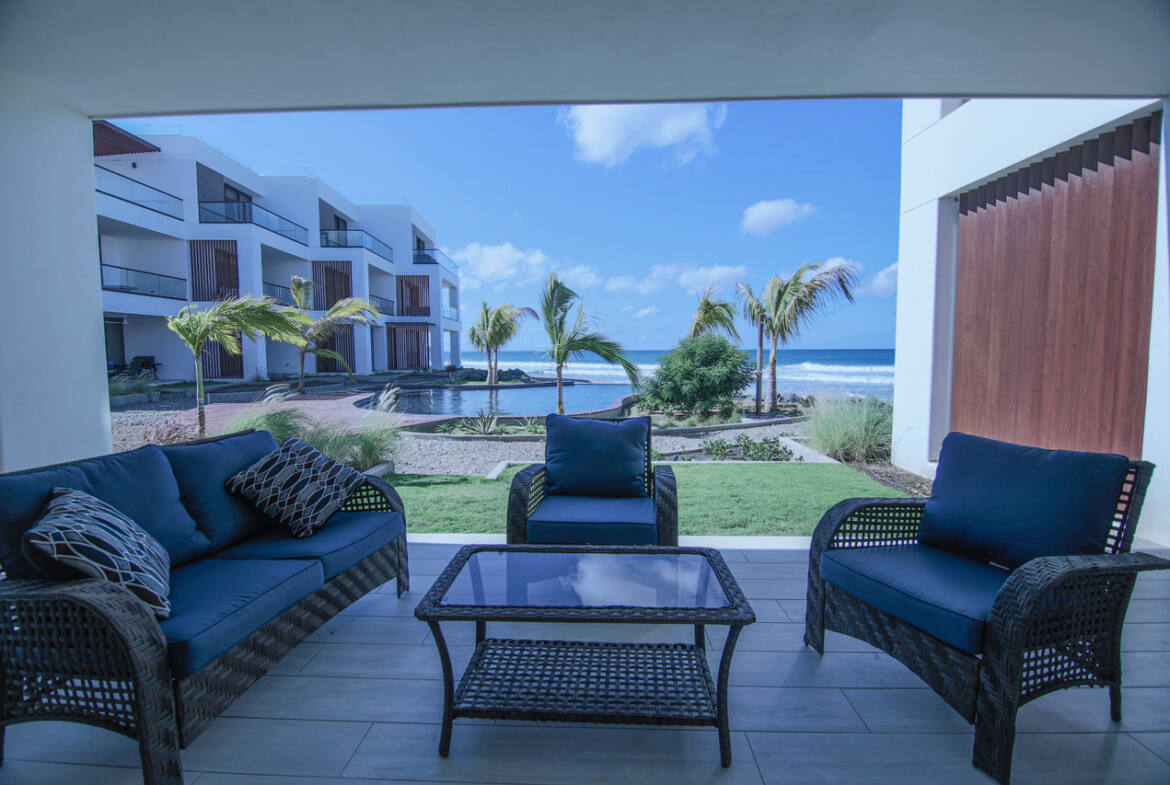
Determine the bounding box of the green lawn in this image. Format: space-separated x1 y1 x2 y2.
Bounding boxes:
384 463 906 536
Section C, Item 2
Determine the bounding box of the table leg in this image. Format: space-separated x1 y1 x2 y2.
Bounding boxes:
716 624 743 767
694 623 705 650
476 620 486 644
427 620 455 756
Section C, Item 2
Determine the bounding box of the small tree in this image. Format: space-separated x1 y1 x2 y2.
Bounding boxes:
688 285 740 340
166 297 305 436
538 273 640 414
286 276 377 394
468 301 535 385
642 335 755 416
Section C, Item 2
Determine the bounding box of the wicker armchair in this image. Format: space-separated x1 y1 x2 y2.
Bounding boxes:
507 417 678 546
804 460 1168 784
0 452 408 785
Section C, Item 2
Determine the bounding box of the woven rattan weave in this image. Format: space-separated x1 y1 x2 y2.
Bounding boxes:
803 461 1169 784
415 544 754 766
0 433 410 785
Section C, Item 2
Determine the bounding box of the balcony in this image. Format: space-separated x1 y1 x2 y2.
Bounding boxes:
369 294 395 315
94 165 183 219
198 201 309 245
413 248 460 276
442 304 458 321
263 281 295 306
101 264 187 300
320 229 394 263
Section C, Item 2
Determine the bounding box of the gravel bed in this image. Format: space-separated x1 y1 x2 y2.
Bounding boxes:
394 434 544 476
110 400 196 452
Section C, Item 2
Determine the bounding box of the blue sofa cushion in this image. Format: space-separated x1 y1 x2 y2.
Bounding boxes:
918 432 1130 568
821 544 1010 654
214 510 404 580
163 431 279 553
527 495 657 545
544 414 649 498
0 445 210 577
160 558 323 676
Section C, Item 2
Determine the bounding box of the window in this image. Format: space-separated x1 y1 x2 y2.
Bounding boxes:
334 215 348 232
224 184 251 203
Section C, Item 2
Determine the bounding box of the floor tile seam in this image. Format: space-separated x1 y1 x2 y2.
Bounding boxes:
1127 732 1170 766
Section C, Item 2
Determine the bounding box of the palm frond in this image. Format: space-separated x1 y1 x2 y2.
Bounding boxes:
689 285 740 340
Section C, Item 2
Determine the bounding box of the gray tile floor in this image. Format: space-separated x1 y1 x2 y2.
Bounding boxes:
3 542 1169 785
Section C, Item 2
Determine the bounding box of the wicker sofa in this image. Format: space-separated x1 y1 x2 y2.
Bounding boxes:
0 430 409 785
804 432 1168 784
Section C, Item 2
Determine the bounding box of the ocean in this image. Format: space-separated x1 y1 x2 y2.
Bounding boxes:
460 348 894 401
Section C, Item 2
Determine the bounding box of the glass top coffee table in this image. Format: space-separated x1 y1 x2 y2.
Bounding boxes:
414 545 755 766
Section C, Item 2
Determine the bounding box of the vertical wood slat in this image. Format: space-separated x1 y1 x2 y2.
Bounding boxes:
188 240 238 300
311 260 352 310
387 324 430 370
951 112 1160 458
396 276 431 317
316 323 355 373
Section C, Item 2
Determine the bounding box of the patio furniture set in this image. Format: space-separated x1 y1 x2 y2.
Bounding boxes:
0 414 1164 784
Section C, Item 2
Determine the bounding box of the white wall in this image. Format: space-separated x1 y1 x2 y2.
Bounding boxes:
0 76 111 469
121 316 193 380
895 97 1170 545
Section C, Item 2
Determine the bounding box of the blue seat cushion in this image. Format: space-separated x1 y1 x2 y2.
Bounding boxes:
163 431 279 553
821 544 1011 654
0 445 211 577
527 495 657 545
214 510 404 580
160 558 323 676
543 414 649 498
918 432 1130 568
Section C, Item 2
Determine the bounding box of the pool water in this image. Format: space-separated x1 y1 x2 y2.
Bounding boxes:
366 383 632 417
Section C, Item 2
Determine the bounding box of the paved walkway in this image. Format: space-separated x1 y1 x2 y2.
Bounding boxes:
6 540 1169 784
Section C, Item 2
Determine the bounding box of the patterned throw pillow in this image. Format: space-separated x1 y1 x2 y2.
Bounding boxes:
23 488 171 618
226 437 365 538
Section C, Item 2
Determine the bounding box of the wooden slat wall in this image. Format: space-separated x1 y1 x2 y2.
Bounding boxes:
396 275 430 317
316 324 355 372
951 112 1161 457
388 324 430 370
200 334 243 379
188 240 238 300
311 260 352 309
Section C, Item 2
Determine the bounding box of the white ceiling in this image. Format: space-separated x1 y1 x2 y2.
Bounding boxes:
2 0 1168 118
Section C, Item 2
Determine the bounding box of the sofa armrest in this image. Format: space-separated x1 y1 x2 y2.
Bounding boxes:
344 474 407 527
506 463 546 544
653 465 678 545
808 497 927 587
0 577 177 743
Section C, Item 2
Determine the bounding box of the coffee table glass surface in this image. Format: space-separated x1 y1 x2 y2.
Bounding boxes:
415 545 755 767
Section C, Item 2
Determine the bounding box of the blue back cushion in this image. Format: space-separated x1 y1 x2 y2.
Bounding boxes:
0 445 211 577
543 414 649 498
163 430 279 553
918 432 1130 568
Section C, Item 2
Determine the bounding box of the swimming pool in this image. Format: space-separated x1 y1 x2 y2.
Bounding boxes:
361 383 633 417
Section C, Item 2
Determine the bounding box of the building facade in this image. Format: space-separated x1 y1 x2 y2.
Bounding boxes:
94 123 461 382
894 98 1169 545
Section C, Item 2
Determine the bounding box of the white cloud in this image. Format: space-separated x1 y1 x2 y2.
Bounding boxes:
606 263 747 296
862 262 898 298
632 306 659 319
449 241 601 292
739 198 816 236
559 103 727 167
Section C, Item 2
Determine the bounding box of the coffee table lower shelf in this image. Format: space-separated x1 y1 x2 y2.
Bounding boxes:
453 638 718 725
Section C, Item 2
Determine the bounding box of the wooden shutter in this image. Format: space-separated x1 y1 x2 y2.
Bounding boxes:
311 260 352 309
188 240 238 300
316 324 355 373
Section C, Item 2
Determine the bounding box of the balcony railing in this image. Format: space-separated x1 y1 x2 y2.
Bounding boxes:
101 264 187 300
198 201 309 245
413 248 460 276
369 294 395 315
399 303 430 317
263 281 295 306
94 165 183 219
442 305 459 321
320 230 394 263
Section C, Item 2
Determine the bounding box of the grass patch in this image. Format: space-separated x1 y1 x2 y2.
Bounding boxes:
384 463 904 536
806 396 893 463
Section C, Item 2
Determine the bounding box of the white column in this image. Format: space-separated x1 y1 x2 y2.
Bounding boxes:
428 273 443 370
236 240 267 380
351 260 372 375
450 328 462 367
1138 101 1170 545
0 76 112 469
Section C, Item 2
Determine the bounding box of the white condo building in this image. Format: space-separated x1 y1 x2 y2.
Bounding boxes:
93 121 461 381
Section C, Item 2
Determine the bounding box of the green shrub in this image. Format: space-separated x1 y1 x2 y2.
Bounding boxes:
223 405 398 471
224 407 310 442
435 421 457 434
641 335 754 415
700 437 735 460
459 410 502 435
806 396 893 463
109 372 154 396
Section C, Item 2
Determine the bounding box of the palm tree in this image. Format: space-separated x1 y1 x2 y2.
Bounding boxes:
735 281 766 415
688 285 740 341
287 276 378 394
757 261 858 411
538 273 641 414
166 296 305 436
469 302 537 385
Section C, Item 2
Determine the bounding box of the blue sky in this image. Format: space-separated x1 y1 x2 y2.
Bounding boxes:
122 99 901 351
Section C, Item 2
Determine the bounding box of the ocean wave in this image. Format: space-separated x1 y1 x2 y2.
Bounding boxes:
465 358 893 385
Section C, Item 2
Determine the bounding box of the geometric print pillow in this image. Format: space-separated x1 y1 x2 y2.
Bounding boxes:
23 487 171 618
225 437 364 538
